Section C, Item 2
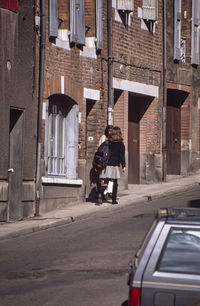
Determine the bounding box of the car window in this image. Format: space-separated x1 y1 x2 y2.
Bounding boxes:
157 228 200 274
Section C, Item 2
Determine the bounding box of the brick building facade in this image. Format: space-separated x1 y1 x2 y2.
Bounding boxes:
112 0 163 184
37 0 200 214
37 0 164 214
39 0 108 212
0 0 199 220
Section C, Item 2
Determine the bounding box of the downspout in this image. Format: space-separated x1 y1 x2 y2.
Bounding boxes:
162 0 167 182
107 0 113 125
35 0 46 216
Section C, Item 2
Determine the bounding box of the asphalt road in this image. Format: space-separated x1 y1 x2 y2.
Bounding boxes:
0 186 200 306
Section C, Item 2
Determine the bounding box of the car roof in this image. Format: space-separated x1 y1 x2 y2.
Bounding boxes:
159 207 200 224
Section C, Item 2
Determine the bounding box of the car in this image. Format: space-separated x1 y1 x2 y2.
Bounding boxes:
127 207 200 306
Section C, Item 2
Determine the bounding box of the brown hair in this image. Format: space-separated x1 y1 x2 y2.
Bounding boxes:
109 126 123 142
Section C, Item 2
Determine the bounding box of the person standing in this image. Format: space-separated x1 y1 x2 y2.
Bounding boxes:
95 124 113 205
100 126 126 204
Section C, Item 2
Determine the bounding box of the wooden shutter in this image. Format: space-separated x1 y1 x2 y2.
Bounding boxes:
70 0 77 43
49 0 58 39
191 0 200 65
65 105 79 179
0 0 18 12
116 0 134 11
96 0 103 50
77 0 85 44
174 0 181 61
142 0 157 20
70 0 85 45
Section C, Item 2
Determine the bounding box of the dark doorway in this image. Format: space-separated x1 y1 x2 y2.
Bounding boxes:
128 94 153 184
9 108 24 220
166 89 189 175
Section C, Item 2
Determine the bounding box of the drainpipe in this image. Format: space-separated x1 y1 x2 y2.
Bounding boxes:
107 0 113 125
35 0 46 216
162 0 167 182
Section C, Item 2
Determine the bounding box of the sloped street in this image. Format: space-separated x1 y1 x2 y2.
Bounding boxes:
0 185 200 306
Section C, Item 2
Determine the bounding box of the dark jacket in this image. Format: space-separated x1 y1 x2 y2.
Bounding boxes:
107 141 126 168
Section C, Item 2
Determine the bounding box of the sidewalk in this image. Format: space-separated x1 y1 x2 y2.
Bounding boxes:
0 171 200 241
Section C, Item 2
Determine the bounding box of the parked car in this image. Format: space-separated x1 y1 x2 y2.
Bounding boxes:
128 208 200 306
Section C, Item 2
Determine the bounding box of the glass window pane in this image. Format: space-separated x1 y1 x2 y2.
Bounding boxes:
157 229 200 274
48 102 65 175
58 115 64 174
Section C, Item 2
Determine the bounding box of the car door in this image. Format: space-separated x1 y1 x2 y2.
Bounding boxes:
140 224 200 306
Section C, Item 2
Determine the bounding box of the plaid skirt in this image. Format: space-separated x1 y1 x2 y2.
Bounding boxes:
99 165 121 179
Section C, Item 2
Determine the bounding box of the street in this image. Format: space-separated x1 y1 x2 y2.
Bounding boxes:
0 186 200 306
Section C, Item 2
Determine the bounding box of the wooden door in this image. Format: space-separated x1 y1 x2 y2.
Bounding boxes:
128 99 140 184
9 108 24 220
166 101 181 174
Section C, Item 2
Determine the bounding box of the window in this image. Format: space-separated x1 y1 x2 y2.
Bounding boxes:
70 0 85 45
191 0 200 65
45 96 79 179
174 0 181 61
157 228 200 274
142 0 157 21
48 0 85 45
47 103 65 175
96 0 103 50
116 0 134 27
0 0 18 12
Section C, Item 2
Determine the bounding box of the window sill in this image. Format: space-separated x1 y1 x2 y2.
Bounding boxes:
42 177 83 186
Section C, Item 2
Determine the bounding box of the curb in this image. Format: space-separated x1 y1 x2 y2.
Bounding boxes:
0 178 199 241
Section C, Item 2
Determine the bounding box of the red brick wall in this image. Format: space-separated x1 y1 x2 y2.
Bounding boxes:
85 0 95 37
140 98 161 154
112 0 163 78
58 0 69 29
113 0 163 156
114 90 128 148
44 0 109 161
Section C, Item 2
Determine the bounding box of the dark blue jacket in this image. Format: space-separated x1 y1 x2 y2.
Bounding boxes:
107 141 126 168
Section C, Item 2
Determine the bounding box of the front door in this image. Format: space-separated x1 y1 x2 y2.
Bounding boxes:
9 108 24 220
166 91 181 175
128 98 140 184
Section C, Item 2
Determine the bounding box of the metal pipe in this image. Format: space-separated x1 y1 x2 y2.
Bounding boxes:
162 0 167 182
107 0 113 125
35 0 46 216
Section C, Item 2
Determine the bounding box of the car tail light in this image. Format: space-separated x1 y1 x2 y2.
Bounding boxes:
129 287 140 306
